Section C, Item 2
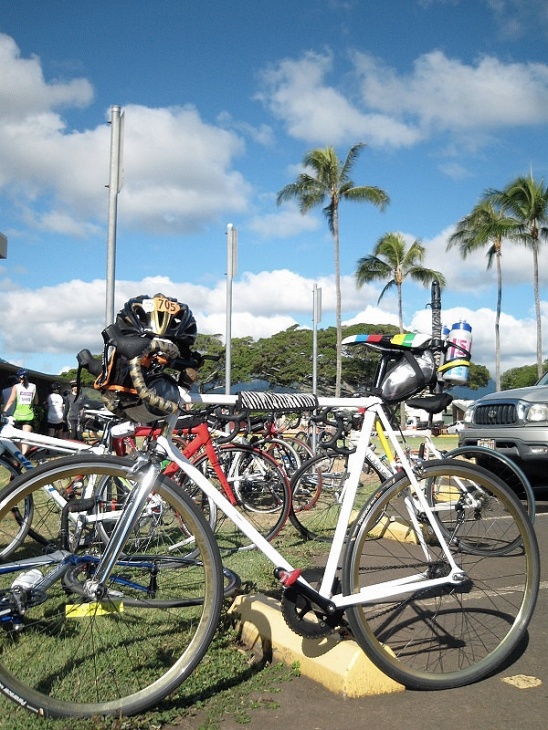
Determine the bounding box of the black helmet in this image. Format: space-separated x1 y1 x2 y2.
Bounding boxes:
116 293 197 347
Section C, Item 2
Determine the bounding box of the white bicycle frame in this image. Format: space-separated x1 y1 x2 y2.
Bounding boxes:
155 392 465 610
0 416 136 528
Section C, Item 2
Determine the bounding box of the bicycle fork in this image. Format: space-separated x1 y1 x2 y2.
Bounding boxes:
82 456 162 600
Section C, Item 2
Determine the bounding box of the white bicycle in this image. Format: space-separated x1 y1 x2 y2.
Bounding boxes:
0 330 539 719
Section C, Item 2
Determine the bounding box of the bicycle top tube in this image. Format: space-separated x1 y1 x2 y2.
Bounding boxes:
0 418 92 454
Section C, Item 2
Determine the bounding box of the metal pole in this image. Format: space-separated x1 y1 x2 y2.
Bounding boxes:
312 284 322 395
225 224 237 394
312 284 322 452
105 105 123 326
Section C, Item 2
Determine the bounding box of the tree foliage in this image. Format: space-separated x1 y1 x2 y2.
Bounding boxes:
488 175 548 379
58 324 492 397
447 199 519 392
501 362 548 390
467 363 490 390
277 143 389 396
356 233 446 333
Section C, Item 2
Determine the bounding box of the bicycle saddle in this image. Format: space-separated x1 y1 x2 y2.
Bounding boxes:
342 333 432 352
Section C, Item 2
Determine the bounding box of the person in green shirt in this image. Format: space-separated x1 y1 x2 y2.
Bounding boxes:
2 368 38 454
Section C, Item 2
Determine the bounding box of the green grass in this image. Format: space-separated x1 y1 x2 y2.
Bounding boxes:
0 437 460 730
0 531 329 730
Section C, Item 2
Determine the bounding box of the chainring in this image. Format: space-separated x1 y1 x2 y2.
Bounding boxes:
280 568 344 639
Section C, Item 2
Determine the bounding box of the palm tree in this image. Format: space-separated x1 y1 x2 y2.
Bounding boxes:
277 143 389 396
488 175 548 379
355 232 446 333
447 200 519 391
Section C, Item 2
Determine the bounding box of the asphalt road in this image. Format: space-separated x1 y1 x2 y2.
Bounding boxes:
208 494 548 730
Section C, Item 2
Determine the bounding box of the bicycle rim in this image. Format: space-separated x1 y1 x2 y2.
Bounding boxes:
0 455 224 718
187 445 291 552
342 462 540 689
444 446 536 522
0 457 31 560
289 452 383 541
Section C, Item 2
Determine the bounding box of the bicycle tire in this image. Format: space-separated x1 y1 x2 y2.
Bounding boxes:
0 454 224 718
255 437 302 478
181 444 291 552
0 456 31 560
342 460 540 690
289 452 384 541
281 433 316 464
443 445 536 522
425 454 531 556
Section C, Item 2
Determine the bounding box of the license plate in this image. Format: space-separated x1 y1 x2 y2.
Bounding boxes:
478 438 496 449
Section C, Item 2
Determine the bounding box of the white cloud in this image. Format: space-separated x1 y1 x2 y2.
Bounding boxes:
421 225 548 295
344 306 400 328
0 34 253 238
0 267 545 380
200 312 298 341
247 203 320 238
120 104 251 234
0 33 93 121
487 0 548 39
256 46 548 153
353 49 548 133
257 50 422 147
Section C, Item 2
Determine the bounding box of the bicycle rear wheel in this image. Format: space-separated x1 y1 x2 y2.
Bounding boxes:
342 461 540 690
0 456 29 560
0 455 224 719
444 445 536 521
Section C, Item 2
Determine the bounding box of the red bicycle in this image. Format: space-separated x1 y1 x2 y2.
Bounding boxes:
106 408 292 553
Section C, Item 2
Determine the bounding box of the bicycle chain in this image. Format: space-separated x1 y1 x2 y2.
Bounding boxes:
280 568 345 639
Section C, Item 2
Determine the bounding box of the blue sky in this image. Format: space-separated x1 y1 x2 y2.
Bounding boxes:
0 0 547 380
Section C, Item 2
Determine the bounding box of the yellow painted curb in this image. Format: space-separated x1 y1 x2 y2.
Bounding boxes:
229 593 405 698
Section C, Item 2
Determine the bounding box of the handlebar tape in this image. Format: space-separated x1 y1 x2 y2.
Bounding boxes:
128 338 182 416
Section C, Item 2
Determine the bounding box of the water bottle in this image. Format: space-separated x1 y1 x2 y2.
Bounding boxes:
11 569 43 592
442 321 473 385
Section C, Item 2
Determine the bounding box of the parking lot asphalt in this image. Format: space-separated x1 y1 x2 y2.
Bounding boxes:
206 495 548 730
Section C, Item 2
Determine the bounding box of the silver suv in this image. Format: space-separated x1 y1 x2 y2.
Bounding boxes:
459 371 548 488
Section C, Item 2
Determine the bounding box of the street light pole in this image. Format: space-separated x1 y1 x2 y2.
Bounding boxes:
105 105 124 326
312 284 322 395
225 223 237 394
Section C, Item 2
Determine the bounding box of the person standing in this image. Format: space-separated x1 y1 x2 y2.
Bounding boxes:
45 383 64 437
64 380 84 440
2 368 38 454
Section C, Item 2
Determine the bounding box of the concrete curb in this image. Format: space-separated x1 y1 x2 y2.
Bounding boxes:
229 593 405 698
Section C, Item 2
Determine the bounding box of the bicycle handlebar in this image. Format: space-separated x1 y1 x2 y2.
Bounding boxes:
309 407 356 455
127 338 183 416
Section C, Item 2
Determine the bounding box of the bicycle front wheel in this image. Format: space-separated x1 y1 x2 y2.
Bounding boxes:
0 455 224 719
342 461 540 690
185 445 291 552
